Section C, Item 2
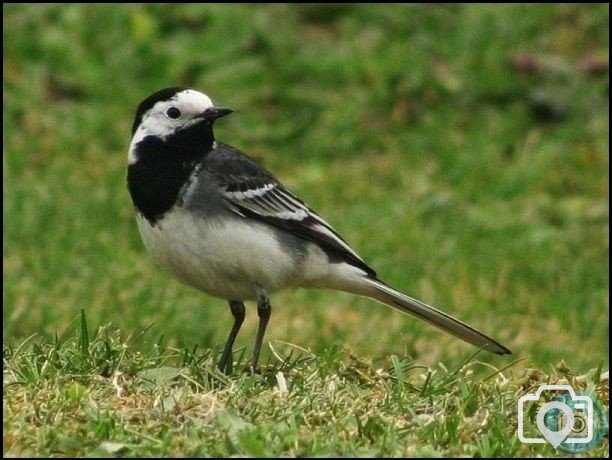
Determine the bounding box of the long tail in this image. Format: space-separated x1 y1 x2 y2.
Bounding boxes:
360 277 511 355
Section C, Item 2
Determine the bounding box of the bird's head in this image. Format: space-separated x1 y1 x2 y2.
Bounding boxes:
128 87 233 163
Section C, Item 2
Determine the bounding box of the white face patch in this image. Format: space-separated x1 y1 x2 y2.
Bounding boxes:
128 89 215 164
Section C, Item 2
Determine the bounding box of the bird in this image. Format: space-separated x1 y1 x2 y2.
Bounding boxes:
126 87 511 373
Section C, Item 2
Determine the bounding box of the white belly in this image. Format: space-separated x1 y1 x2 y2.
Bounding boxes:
136 209 302 300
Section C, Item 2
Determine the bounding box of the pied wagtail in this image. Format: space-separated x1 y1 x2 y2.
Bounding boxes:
127 87 511 372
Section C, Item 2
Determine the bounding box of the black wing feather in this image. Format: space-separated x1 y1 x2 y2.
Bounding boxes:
204 143 377 277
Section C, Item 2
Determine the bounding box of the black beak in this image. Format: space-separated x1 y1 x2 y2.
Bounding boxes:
198 107 234 121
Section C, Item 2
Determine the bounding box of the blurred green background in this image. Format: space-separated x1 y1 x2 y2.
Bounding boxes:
3 4 608 372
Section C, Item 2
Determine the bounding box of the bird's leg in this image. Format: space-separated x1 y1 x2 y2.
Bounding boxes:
218 300 245 374
251 289 271 372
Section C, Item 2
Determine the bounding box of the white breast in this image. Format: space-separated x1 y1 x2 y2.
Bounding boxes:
135 209 304 300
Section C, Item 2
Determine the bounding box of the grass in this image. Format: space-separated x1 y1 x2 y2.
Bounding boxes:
3 311 608 457
3 3 609 457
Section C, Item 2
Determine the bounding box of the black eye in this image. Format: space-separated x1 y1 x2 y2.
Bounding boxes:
166 107 181 119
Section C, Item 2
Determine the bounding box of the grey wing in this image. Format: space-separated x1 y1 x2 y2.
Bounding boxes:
205 144 376 276
225 179 376 277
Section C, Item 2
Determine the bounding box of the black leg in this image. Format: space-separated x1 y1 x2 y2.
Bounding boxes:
251 290 271 371
218 300 245 374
